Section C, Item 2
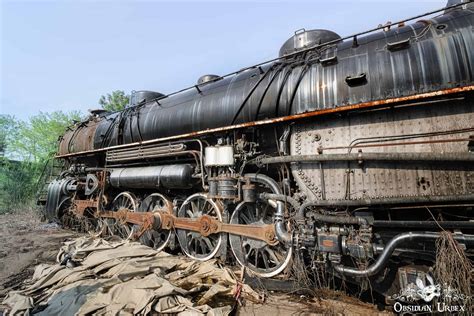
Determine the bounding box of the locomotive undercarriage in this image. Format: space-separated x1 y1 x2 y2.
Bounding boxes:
44 95 474 303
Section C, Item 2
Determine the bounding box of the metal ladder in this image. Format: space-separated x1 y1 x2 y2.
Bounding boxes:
36 159 64 205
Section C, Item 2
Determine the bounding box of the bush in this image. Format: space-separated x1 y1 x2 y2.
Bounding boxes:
0 159 42 213
0 111 81 213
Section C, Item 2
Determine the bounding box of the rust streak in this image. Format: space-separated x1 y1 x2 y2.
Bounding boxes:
56 85 474 158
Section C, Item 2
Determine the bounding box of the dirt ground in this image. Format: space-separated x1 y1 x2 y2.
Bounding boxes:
237 292 390 315
0 210 80 300
0 211 389 315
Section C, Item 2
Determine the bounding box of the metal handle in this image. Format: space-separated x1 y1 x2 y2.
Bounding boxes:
387 38 411 51
320 55 338 66
345 73 367 86
294 28 306 35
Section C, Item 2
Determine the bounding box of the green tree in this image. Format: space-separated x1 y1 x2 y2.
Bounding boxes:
0 115 18 158
0 159 38 212
0 111 82 212
9 111 82 163
99 90 129 112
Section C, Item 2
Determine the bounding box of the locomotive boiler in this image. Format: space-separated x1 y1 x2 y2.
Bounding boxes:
42 0 474 301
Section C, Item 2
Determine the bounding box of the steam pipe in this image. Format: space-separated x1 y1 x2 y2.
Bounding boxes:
297 194 474 220
255 152 474 165
297 200 369 226
334 232 474 277
244 173 292 243
373 220 474 229
317 213 367 226
259 193 301 211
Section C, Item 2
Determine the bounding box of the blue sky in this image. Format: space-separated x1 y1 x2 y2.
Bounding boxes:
1 0 446 120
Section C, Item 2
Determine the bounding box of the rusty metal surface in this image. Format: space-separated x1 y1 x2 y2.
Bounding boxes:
58 118 100 156
102 209 154 225
99 209 158 239
218 222 277 245
96 208 278 245
161 212 278 245
74 199 100 216
56 85 474 158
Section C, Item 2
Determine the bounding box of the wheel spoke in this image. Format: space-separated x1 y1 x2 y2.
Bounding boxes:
266 248 279 264
248 207 257 222
262 251 270 269
191 201 198 216
194 238 199 254
176 193 222 261
203 237 213 250
134 193 172 251
245 248 251 262
240 213 252 224
203 201 211 215
199 239 207 253
229 195 292 277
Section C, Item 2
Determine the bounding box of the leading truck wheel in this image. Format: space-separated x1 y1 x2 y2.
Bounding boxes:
176 193 223 261
136 193 173 252
229 200 292 278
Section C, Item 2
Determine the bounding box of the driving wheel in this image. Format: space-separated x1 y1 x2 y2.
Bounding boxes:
108 191 138 239
229 200 292 277
136 193 173 251
176 193 222 261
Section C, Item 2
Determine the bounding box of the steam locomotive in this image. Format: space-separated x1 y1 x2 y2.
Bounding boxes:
43 0 474 301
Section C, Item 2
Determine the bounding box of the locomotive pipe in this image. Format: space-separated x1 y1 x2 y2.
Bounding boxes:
297 194 474 218
297 200 368 225
245 173 292 243
334 232 474 277
106 146 186 159
296 194 474 225
256 152 474 165
107 150 200 163
84 167 106 172
259 193 301 210
373 220 474 229
296 206 368 226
